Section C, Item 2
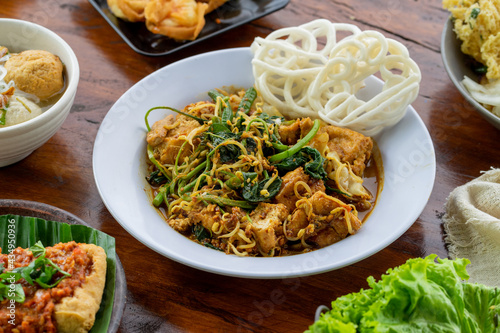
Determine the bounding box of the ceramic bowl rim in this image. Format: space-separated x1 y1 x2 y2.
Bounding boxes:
0 18 80 135
440 16 500 130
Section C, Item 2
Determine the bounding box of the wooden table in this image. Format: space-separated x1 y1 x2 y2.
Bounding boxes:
2 0 500 332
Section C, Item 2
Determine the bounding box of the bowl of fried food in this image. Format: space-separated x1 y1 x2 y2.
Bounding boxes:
441 1 500 131
0 18 80 167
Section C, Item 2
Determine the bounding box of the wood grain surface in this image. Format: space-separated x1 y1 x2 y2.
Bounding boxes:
1 0 500 332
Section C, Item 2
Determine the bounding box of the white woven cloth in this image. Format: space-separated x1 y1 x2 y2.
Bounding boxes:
443 168 500 287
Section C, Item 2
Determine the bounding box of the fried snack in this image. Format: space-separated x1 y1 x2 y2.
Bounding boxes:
4 50 64 100
251 19 421 136
107 0 228 40
107 0 150 22
145 0 208 40
54 244 107 333
0 242 107 332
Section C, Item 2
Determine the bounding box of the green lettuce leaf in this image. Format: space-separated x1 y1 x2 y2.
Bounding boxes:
307 255 500 333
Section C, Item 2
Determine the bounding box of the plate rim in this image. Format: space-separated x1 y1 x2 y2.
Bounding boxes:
93 47 436 279
0 199 127 333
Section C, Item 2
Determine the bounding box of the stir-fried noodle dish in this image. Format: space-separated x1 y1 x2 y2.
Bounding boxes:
145 87 380 257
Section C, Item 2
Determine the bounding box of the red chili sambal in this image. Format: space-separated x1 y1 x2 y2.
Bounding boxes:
0 241 93 332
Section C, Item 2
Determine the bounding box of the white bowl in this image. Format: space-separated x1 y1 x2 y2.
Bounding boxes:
441 17 500 131
0 19 80 167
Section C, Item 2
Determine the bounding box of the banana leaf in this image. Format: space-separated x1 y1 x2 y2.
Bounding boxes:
0 214 116 333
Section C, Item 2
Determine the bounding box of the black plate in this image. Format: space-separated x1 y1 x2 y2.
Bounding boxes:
88 0 290 56
0 199 126 333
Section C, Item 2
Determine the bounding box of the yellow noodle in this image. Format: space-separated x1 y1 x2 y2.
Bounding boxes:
221 139 248 156
296 198 313 218
162 119 180 130
348 204 357 215
236 229 253 244
193 173 213 193
259 189 270 197
229 243 249 257
237 112 252 125
330 207 345 217
211 222 223 235
293 181 312 199
221 212 232 222
282 218 292 240
187 102 214 115
300 234 312 248
262 172 278 191
186 123 209 148
213 97 222 117
168 198 185 215
236 241 256 250
218 221 240 239
284 218 306 241
216 159 251 173
345 212 353 235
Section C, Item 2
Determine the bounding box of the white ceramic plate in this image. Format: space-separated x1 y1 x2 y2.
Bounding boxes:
93 47 436 279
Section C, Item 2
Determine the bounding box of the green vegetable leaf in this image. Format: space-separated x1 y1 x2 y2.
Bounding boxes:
471 7 480 19
0 109 6 126
10 283 25 303
204 131 242 163
34 256 71 289
244 137 258 154
274 147 327 180
209 114 231 134
237 87 257 114
0 282 25 303
302 147 327 180
273 154 308 173
29 240 46 257
21 260 36 285
193 224 211 242
306 255 500 333
191 225 223 251
242 172 283 203
146 170 169 186
257 112 285 125
225 175 243 190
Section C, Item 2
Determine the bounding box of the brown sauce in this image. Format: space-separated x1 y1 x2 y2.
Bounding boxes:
357 140 383 223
